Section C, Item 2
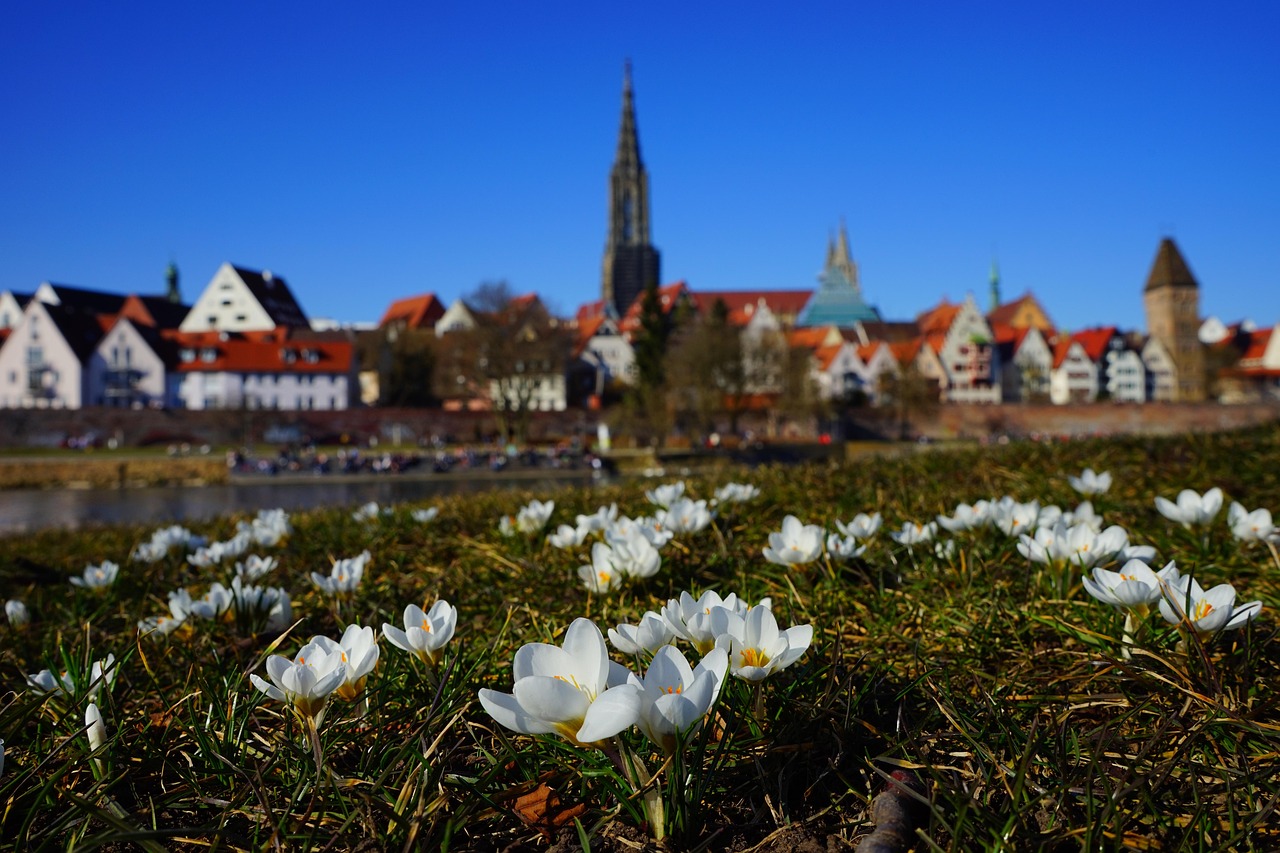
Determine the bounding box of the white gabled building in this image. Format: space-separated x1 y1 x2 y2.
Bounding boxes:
1104 337 1147 403
995 327 1053 402
87 317 180 408
179 263 310 334
0 298 102 408
917 295 1001 404
173 330 356 411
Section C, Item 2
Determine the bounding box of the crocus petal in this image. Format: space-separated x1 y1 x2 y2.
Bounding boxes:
576 683 642 743
478 688 558 736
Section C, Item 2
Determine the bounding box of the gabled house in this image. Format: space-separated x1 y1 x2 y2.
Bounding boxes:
378 293 446 333
172 328 355 411
856 341 899 404
88 317 180 408
1103 333 1147 403
988 292 1055 335
1049 327 1116 404
179 263 309 333
570 314 635 402
1216 325 1280 402
0 290 32 331
993 325 1053 403
0 292 110 408
917 295 1001 403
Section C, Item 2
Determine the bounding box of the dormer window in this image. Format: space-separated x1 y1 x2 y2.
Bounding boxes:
201 347 217 363
281 348 297 364
303 348 320 364
180 348 195 363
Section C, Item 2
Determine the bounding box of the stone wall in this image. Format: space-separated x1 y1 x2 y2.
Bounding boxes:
0 401 1275 450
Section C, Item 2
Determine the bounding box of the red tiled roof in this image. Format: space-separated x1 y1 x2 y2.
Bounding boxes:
889 339 922 364
1071 326 1116 362
169 330 353 374
1240 328 1273 364
856 342 884 363
690 289 813 326
814 344 845 371
788 327 835 350
379 293 445 330
619 282 691 332
573 315 608 357
917 300 961 335
576 300 607 324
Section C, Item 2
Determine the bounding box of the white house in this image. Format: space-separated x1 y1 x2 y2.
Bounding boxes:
173 330 355 410
855 341 899 404
918 295 1001 404
0 298 103 408
434 299 479 337
996 327 1053 402
574 315 635 395
86 317 179 408
179 264 309 334
1104 338 1147 403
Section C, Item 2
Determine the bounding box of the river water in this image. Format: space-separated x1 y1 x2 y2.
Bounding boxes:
0 471 601 535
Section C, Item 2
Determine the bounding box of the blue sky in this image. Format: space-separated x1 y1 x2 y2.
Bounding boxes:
2 2 1277 332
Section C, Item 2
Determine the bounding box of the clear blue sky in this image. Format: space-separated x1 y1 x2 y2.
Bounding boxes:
3 2 1277 332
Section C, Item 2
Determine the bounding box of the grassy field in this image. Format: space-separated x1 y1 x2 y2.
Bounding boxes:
0 426 1277 851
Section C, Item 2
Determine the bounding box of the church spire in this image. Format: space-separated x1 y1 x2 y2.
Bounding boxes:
601 60 660 317
165 261 181 304
989 258 1001 313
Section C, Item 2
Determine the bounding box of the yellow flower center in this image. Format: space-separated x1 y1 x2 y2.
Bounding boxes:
1194 600 1214 621
421 618 432 632
660 684 683 695
598 571 611 585
740 648 770 669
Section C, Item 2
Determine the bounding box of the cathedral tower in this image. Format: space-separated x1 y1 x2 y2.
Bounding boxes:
601 61 660 317
1143 237 1205 401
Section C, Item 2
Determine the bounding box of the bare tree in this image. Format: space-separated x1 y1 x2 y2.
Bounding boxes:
434 282 570 443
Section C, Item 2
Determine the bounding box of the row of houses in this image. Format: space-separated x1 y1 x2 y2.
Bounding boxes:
3 242 1277 415
0 265 357 411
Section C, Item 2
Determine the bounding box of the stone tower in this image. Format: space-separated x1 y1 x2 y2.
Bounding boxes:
1143 237 1205 401
601 61 660 318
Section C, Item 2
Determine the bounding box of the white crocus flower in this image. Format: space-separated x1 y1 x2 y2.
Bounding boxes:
835 512 882 540
352 501 383 522
713 483 760 505
991 498 1041 537
250 647 347 726
1155 487 1224 529
382 600 457 666
1068 468 1112 495
235 554 278 582
578 542 622 593
27 668 75 695
576 504 619 534
645 481 686 509
658 498 714 535
609 611 678 656
1228 502 1276 543
307 625 380 702
310 550 370 597
936 502 991 533
70 561 119 591
762 515 825 565
547 523 590 549
6 599 29 627
187 583 234 621
411 507 439 524
718 605 813 682
662 590 747 653
826 533 867 562
1159 576 1262 636
478 617 642 747
605 527 662 578
1083 559 1180 610
516 499 555 534
636 646 728 755
889 521 937 547
85 702 107 771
